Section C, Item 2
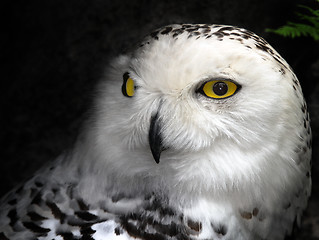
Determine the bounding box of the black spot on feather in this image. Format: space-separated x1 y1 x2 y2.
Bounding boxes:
7 209 18 227
161 27 173 35
77 199 89 211
27 211 47 221
115 227 122 235
119 195 190 240
212 223 228 236
31 191 42 205
186 219 202 234
80 225 96 240
46 201 66 223
153 221 181 237
255 43 270 52
150 31 159 40
22 222 50 234
217 26 236 32
75 211 98 221
57 231 75 240
121 220 166 240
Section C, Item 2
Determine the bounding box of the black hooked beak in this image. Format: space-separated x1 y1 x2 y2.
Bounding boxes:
149 112 164 164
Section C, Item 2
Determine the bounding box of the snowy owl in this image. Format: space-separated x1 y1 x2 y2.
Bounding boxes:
0 24 312 240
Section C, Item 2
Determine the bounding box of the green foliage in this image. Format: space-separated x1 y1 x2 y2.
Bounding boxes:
266 1 319 40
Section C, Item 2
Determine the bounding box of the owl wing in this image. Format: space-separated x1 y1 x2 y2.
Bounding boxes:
0 164 193 240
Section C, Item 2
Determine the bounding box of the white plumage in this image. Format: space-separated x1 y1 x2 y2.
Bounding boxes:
0 24 312 240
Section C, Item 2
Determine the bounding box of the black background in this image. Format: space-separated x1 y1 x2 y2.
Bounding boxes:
1 0 319 238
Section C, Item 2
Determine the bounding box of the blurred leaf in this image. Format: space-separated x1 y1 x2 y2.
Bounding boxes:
266 0 319 41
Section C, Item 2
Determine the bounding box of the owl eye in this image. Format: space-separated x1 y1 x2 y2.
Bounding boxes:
199 79 240 99
122 72 135 97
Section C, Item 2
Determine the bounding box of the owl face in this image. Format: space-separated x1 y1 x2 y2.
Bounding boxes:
96 24 303 169
87 24 310 207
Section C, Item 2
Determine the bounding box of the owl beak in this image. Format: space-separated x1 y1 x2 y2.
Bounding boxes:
149 112 164 164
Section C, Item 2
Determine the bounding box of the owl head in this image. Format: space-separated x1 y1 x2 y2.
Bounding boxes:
83 24 309 199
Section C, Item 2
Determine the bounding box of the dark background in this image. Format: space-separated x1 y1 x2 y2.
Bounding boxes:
1 0 319 239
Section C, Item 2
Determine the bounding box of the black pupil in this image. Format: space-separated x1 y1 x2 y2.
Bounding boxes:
213 82 228 96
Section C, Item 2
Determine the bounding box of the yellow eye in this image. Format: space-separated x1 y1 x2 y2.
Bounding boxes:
200 80 240 99
122 72 135 97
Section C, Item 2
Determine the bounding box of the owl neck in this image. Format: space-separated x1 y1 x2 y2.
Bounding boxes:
70 128 295 210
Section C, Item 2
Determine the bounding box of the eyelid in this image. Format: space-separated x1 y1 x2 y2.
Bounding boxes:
199 78 239 87
122 72 136 97
196 78 241 99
